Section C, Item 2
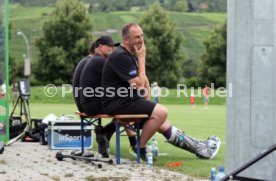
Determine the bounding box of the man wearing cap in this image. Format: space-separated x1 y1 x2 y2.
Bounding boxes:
79 35 115 116
102 23 221 161
77 35 137 158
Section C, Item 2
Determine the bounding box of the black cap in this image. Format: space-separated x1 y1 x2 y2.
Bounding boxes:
95 35 119 48
114 42 121 47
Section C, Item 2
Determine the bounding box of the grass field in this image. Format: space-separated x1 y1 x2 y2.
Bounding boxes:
11 103 226 178
21 86 226 105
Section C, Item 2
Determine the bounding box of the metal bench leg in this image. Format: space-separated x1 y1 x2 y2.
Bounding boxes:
136 122 141 163
80 116 84 154
115 121 121 164
98 118 102 126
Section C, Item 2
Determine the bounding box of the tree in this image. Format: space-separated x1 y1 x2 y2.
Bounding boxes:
35 0 93 84
9 23 24 83
198 21 226 87
81 0 226 12
88 0 131 12
182 58 197 78
139 2 184 88
188 0 226 12
174 0 188 12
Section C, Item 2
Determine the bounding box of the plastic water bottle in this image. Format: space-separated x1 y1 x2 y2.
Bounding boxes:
211 167 216 181
152 138 159 158
146 143 153 166
215 165 225 181
60 115 65 121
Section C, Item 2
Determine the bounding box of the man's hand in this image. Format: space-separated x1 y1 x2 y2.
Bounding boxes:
134 43 146 61
128 43 147 89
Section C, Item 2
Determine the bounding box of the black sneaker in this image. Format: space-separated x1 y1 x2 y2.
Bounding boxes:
129 146 146 162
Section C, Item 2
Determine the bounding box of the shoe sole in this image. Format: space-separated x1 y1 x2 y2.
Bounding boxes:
210 138 221 159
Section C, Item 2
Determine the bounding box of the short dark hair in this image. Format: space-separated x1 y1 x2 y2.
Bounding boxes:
88 41 95 54
122 23 139 38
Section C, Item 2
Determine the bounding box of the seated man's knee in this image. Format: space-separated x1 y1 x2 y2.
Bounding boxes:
152 104 168 122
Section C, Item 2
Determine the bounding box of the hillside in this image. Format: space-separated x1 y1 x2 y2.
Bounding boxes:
9 4 225 77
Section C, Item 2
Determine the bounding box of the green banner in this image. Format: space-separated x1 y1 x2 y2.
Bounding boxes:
0 0 9 142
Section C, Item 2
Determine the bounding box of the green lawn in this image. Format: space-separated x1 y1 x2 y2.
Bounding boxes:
20 86 226 105
11 103 225 178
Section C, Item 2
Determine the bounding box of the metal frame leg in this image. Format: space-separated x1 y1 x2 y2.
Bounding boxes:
80 116 84 154
115 122 121 164
136 122 141 163
98 118 102 126
114 121 142 164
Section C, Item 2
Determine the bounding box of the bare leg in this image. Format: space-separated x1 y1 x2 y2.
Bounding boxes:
139 104 167 147
158 119 171 133
125 127 136 137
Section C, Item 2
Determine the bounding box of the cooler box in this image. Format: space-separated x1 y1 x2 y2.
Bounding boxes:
48 121 93 149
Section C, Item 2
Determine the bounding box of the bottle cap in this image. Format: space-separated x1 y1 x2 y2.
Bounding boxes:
211 167 216 171
219 165 224 172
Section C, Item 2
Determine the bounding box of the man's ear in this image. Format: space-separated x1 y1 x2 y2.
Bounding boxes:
123 36 129 45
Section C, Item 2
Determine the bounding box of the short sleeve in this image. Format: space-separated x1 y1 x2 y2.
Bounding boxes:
109 53 138 82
